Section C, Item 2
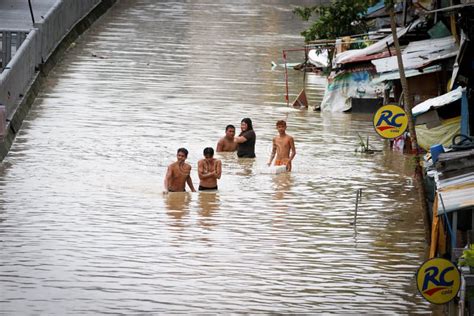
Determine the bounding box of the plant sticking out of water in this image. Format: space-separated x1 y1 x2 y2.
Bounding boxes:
355 132 379 154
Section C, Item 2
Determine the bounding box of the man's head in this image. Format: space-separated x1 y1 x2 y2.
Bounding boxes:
225 124 235 139
241 118 253 132
276 120 287 134
203 147 214 159
177 148 189 162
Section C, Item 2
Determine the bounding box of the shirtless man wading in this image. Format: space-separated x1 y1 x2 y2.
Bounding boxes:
267 120 296 171
198 147 222 191
164 148 196 193
216 124 238 152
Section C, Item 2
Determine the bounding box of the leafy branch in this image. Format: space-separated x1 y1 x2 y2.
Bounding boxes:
293 0 379 42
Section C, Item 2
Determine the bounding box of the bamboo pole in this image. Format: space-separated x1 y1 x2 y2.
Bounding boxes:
388 7 431 243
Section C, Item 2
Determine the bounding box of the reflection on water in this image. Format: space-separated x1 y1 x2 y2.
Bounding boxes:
198 192 220 216
0 0 433 314
165 192 192 221
197 192 220 229
271 173 294 201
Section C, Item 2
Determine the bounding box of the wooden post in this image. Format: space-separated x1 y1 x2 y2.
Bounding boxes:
283 50 289 107
388 9 419 152
388 6 431 243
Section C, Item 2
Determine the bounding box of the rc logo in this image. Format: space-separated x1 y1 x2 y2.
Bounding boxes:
416 258 460 304
372 104 408 139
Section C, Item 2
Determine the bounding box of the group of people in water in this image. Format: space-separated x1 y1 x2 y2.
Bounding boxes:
163 118 296 193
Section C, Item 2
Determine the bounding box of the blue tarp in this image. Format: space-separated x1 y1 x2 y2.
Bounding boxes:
366 0 384 15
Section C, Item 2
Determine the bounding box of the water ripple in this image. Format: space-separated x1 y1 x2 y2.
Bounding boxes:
0 0 433 314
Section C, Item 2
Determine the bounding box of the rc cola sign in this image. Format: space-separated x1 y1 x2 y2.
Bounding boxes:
373 104 408 139
416 258 461 304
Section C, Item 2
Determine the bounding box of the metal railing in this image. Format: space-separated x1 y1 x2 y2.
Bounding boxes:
1 30 29 72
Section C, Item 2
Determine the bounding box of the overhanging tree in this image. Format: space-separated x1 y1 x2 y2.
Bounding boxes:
293 0 374 42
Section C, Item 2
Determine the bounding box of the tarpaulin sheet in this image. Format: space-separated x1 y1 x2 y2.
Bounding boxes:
334 19 422 65
320 70 384 112
412 86 464 116
415 116 461 150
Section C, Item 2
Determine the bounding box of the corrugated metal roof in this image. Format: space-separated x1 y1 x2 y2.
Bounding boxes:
434 149 474 214
412 86 465 116
437 173 474 214
371 36 458 73
372 65 441 84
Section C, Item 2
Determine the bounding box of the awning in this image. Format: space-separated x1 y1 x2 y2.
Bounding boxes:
412 86 465 116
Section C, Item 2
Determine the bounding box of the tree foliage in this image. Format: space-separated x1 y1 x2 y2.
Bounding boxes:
293 0 376 42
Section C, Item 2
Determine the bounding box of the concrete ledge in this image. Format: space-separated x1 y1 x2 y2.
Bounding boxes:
0 0 117 162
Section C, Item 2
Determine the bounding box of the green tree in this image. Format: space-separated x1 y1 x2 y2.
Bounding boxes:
294 0 375 42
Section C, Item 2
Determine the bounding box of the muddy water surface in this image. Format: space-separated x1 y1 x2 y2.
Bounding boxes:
0 0 433 313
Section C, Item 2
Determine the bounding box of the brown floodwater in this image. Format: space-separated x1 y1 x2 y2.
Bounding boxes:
0 0 434 313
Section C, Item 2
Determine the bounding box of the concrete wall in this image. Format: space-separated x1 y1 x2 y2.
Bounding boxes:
37 0 100 63
0 30 40 118
0 0 116 161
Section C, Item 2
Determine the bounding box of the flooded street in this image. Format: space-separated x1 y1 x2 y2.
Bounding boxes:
0 0 433 313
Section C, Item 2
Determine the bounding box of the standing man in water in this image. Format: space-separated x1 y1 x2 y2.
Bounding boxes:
267 120 296 171
216 124 238 152
164 148 196 193
235 118 256 158
198 147 222 191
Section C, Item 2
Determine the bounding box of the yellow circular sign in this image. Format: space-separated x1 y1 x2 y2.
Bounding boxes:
373 104 408 139
416 258 461 304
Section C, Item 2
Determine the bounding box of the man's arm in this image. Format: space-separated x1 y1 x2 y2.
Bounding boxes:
197 160 206 180
285 136 296 171
215 160 222 179
267 138 276 166
163 166 172 192
289 136 296 162
186 168 196 192
198 160 216 180
216 139 224 152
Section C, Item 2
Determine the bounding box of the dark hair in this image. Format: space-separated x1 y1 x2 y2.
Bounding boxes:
225 124 235 131
203 147 214 157
241 118 253 130
276 120 286 127
177 148 189 157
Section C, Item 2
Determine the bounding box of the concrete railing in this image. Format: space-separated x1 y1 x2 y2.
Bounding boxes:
0 0 116 160
0 0 101 120
0 30 40 119
36 0 100 63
